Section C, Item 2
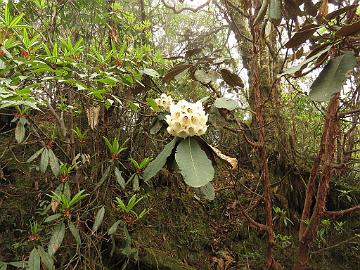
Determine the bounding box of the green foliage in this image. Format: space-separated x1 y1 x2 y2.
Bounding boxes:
213 97 239 111
103 136 128 158
309 53 357 101
48 223 65 256
175 137 214 188
143 137 178 182
273 206 293 227
92 206 105 233
47 189 88 213
114 194 150 220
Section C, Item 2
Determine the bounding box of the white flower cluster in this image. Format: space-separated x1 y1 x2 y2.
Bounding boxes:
165 100 208 138
155 93 173 111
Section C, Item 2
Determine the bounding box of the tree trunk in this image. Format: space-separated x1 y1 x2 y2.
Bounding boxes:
294 94 340 269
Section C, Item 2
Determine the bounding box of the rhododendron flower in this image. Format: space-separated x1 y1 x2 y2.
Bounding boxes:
155 93 173 111
165 100 208 138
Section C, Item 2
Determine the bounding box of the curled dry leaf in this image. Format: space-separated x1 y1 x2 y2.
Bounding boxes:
209 145 238 170
51 200 59 213
86 106 100 130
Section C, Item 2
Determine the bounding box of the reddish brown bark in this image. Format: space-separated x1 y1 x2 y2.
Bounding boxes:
294 94 340 270
251 22 275 269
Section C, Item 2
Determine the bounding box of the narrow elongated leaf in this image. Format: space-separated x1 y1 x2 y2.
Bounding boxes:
269 0 281 22
114 167 126 189
48 149 60 176
8 261 26 268
0 262 7 270
44 213 62 223
163 64 192 83
143 138 178 182
335 21 360 37
143 68 159 78
175 137 214 187
284 24 318 48
213 97 239 111
279 45 332 76
37 246 54 270
132 174 139 191
69 222 81 245
309 53 357 102
0 59 6 69
27 148 44 163
209 145 238 169
40 148 49 173
15 121 25 143
28 248 40 270
92 206 105 233
48 222 65 256
107 220 122 235
95 166 111 189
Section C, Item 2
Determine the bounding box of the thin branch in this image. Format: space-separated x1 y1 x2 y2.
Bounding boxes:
324 205 360 219
161 0 211 14
338 108 360 118
312 234 360 254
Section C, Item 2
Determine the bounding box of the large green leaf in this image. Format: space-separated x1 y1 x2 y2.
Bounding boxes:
309 53 357 101
175 137 214 187
48 222 65 256
143 138 178 182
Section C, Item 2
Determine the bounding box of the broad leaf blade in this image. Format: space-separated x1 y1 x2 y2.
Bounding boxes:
92 206 105 233
309 53 357 102
143 138 178 182
48 222 65 256
175 137 214 187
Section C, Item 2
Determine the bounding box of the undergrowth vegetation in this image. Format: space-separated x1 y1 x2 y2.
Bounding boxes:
1 1 360 270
